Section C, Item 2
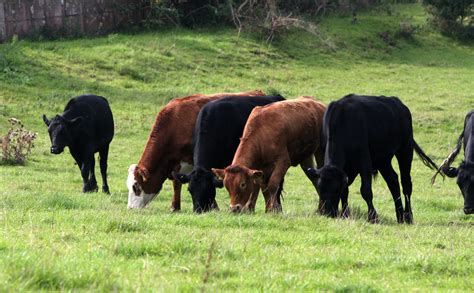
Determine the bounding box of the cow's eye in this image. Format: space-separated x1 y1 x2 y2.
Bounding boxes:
240 182 247 189
133 184 141 196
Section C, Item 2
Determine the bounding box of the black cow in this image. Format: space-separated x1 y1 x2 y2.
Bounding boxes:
43 95 114 193
305 94 439 224
173 95 285 213
433 110 474 214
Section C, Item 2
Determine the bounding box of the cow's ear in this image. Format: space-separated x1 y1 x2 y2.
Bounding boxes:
132 182 141 196
42 115 51 126
172 171 191 184
212 176 223 188
249 169 264 185
212 168 226 181
128 164 137 174
137 167 150 182
68 116 83 128
305 168 320 179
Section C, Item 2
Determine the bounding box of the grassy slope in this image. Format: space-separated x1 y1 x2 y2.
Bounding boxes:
0 4 473 291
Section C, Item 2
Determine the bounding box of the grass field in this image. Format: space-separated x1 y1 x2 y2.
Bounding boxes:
0 4 473 291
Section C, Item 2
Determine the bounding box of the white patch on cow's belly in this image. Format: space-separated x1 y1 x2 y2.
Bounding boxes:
179 162 193 174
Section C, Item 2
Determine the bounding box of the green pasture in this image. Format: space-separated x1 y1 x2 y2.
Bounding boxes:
0 4 473 291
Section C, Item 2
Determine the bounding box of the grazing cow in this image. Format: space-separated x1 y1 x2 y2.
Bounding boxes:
212 97 326 213
433 110 474 215
127 90 265 210
43 95 114 193
173 95 286 213
305 94 439 224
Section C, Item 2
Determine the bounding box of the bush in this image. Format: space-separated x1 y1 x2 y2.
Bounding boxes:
144 0 409 28
398 20 417 39
422 0 474 38
1 118 37 165
140 1 419 41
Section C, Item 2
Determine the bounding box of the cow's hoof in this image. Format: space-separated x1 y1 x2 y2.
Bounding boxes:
368 210 379 224
83 187 97 193
102 186 110 194
404 212 414 224
170 205 181 212
211 203 220 211
266 205 282 213
396 213 404 224
341 209 351 219
83 181 98 193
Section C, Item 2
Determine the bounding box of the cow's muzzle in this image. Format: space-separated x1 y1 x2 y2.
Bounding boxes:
230 204 242 213
464 206 474 215
51 146 63 154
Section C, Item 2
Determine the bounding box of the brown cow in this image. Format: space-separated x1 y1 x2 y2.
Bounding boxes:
127 90 265 210
212 97 326 212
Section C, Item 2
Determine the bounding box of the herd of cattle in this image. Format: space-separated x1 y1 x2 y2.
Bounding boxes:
42 91 474 223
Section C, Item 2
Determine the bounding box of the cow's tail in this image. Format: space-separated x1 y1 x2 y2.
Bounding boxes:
413 140 439 173
431 132 464 184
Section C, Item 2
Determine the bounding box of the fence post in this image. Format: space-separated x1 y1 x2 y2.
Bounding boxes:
0 1 6 42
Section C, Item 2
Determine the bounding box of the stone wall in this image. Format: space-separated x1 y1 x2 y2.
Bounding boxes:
0 0 145 42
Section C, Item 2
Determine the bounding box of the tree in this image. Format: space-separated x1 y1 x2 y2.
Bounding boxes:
422 0 473 37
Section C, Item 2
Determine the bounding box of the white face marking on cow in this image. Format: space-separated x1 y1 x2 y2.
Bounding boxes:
179 161 193 174
127 164 156 209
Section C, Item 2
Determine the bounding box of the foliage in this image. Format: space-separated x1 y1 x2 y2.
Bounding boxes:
0 4 473 291
1 118 37 165
422 0 474 39
144 1 418 29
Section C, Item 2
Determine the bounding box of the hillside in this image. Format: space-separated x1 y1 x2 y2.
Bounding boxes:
0 4 473 291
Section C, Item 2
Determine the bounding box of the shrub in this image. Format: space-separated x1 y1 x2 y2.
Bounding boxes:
398 20 417 39
144 0 410 28
422 0 474 38
1 118 37 165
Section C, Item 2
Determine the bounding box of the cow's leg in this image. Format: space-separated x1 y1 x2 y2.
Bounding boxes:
275 179 284 208
340 173 356 218
340 186 350 218
379 161 404 223
359 158 378 223
243 184 260 212
300 155 323 211
89 154 98 192
70 148 83 173
81 153 94 193
211 198 219 211
265 160 290 213
170 178 182 212
99 145 110 194
396 145 414 224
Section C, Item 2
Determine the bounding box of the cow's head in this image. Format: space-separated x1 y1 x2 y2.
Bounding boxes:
173 167 222 213
127 164 159 209
43 114 83 154
305 165 347 217
212 165 262 213
444 162 474 215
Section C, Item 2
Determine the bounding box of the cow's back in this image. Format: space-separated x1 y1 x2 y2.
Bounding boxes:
240 97 325 166
63 95 114 146
137 90 265 175
193 95 285 169
325 94 412 160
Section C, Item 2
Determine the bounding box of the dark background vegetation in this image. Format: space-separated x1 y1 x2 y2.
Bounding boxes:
137 0 472 40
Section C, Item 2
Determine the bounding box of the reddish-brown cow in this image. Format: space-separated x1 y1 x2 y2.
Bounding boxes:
212 97 326 212
127 90 265 210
